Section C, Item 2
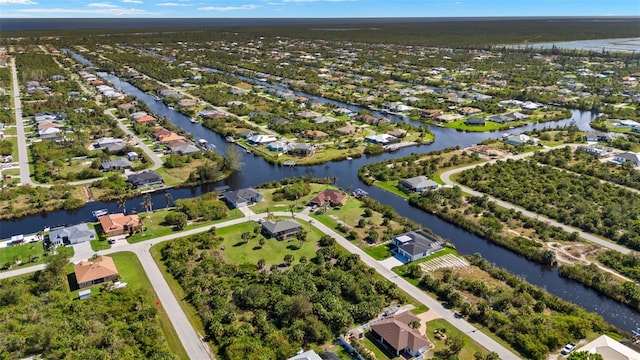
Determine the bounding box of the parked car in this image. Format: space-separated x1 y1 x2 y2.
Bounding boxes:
561 343 576 355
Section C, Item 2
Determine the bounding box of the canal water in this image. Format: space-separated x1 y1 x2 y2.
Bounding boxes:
3 52 638 332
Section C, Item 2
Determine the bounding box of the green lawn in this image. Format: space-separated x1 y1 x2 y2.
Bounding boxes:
411 304 430 315
0 241 73 271
127 208 243 243
361 332 399 360
374 180 410 198
250 184 342 215
426 318 489 359
444 119 517 132
216 219 320 268
363 242 394 260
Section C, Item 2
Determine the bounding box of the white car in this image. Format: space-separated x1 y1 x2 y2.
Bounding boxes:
561 343 576 355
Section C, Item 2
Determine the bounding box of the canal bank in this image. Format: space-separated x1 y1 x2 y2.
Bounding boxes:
3 53 639 333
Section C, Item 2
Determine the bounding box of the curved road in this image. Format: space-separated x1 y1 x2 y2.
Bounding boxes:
439 145 634 255
0 208 520 359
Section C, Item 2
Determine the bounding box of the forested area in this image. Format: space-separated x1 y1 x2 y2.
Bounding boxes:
417 255 618 360
532 147 640 190
410 187 570 265
457 159 640 250
358 147 477 185
0 254 175 360
160 229 406 359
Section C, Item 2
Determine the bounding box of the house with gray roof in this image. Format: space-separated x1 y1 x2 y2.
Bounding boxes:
49 223 96 246
127 171 163 188
223 188 264 208
399 176 439 193
261 219 302 240
100 158 132 172
393 230 444 262
611 152 640 167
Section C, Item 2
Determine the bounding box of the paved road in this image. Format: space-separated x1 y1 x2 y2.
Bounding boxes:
0 209 520 359
104 108 163 171
439 144 634 255
269 211 520 360
9 57 36 187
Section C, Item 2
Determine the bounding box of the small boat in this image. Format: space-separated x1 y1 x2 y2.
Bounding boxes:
168 106 175 110
346 156 353 160
198 139 208 147
225 136 236 143
92 208 108 218
190 117 199 124
152 95 161 101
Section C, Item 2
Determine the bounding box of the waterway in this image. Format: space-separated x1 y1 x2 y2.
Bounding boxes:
3 52 639 332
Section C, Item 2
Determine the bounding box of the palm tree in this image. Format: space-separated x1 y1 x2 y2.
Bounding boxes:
117 197 127 215
141 193 153 214
288 203 295 218
332 175 338 187
164 193 172 209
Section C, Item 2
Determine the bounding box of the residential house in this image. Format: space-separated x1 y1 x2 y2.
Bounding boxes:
296 110 322 119
365 134 398 145
261 219 302 240
357 114 391 126
435 114 464 123
421 109 442 120
466 117 486 126
459 106 482 116
95 137 123 149
74 256 119 289
336 123 358 135
290 143 315 156
49 223 96 246
575 335 640 360
152 127 185 143
100 158 132 172
167 140 200 155
489 112 528 124
248 134 277 145
38 127 62 141
178 98 198 107
127 171 163 188
304 130 329 140
269 117 291 126
370 311 431 357
387 128 407 138
580 144 612 157
399 176 440 193
37 121 61 131
127 152 139 161
584 131 612 142
393 230 445 262
103 142 126 154
311 115 338 124
288 350 322 360
239 130 258 139
118 101 138 111
506 134 538 146
309 189 347 207
98 213 143 237
268 141 287 152
611 152 640 167
135 114 157 123
223 187 264 208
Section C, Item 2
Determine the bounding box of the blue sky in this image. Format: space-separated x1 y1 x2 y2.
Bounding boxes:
1 0 638 18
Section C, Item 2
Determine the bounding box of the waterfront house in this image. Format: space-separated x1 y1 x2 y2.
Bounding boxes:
393 230 444 262
223 187 264 208
261 219 302 240
98 213 143 237
611 152 640 167
365 134 399 145
466 117 486 126
336 123 358 135
248 134 277 145
178 98 198 107
49 223 96 247
267 141 287 152
309 189 347 208
127 171 163 188
435 114 464 123
74 256 119 289
399 176 440 193
290 143 315 157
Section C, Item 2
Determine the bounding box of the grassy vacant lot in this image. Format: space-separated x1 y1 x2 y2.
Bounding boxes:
127 207 243 243
250 183 340 214
216 219 320 267
363 242 394 260
444 119 510 132
426 318 488 359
